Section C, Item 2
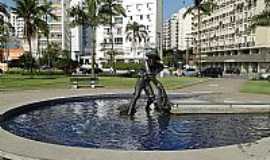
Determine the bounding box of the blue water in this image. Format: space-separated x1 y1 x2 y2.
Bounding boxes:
1 98 270 150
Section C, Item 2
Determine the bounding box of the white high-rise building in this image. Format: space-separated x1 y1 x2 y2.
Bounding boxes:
162 22 170 50
37 0 71 53
192 0 270 73
168 13 179 49
95 0 163 64
70 0 93 64
162 7 192 51
177 8 192 51
10 11 24 39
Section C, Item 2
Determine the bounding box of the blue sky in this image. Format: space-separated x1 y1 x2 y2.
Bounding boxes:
0 0 193 20
164 0 192 20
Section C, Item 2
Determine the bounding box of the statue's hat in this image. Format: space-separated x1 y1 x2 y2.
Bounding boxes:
145 51 161 61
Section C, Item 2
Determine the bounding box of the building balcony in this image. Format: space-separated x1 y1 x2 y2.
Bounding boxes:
202 52 270 63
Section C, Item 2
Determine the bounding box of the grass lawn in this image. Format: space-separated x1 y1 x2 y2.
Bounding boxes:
0 74 70 91
0 74 206 91
240 80 270 95
101 76 205 90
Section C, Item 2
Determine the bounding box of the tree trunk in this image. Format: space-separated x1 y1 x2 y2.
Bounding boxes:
92 26 97 79
133 30 136 59
27 35 33 73
197 8 202 71
46 14 49 47
110 14 116 74
37 33 41 71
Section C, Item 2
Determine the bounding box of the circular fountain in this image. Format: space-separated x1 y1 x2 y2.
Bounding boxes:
1 94 270 151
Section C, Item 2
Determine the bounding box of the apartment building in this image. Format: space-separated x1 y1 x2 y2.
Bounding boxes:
70 0 93 64
168 13 179 49
37 0 71 54
192 0 270 73
9 11 24 39
95 0 163 64
162 7 192 51
162 22 170 50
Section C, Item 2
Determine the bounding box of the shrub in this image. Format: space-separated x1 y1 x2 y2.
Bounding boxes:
103 62 143 71
6 68 65 75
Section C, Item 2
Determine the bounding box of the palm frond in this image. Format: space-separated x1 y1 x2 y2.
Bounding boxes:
200 0 217 16
183 6 196 18
0 4 9 16
251 9 270 29
265 0 270 7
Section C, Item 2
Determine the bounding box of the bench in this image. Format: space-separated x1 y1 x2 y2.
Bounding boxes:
70 75 104 89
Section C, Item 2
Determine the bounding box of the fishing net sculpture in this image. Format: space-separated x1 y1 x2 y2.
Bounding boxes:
127 52 171 116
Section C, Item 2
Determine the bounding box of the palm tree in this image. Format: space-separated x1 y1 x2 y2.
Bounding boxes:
99 0 126 73
12 0 48 72
69 0 107 79
251 0 270 29
125 22 148 58
0 4 12 63
184 0 216 71
0 21 13 63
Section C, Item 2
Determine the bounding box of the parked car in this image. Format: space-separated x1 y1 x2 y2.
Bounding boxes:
182 68 199 77
259 72 270 80
225 68 240 74
79 67 103 74
200 67 223 78
40 65 51 70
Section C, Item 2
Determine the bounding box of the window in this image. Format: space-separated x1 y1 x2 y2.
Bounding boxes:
126 5 131 12
147 3 153 10
136 4 143 11
140 15 143 20
114 17 123 24
147 15 151 21
130 16 133 20
104 28 110 34
115 38 123 44
116 28 122 35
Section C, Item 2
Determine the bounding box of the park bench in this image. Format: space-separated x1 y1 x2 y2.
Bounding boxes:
70 74 104 89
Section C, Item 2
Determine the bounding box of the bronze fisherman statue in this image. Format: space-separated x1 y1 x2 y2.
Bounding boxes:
127 51 171 116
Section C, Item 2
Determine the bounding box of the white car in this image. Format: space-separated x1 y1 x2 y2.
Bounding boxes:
260 73 270 80
182 68 199 77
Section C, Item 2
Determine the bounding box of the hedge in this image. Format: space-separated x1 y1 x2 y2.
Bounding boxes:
103 62 143 71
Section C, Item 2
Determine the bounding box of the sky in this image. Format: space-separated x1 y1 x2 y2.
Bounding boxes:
164 0 192 20
0 0 193 20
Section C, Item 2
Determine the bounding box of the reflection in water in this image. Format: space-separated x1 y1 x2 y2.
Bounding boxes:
1 98 270 151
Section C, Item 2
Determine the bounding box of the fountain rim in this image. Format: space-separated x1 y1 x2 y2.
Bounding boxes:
0 93 270 160
0 92 216 121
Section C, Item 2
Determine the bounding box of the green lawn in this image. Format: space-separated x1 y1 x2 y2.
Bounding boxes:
101 76 206 90
0 74 206 91
0 74 70 91
241 80 270 95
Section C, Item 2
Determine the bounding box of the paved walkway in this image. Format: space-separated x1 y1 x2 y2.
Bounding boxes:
0 78 270 108
0 78 270 160
180 78 270 103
